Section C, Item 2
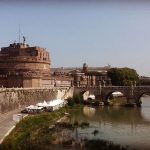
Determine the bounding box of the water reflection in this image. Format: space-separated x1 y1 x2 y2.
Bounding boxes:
141 96 150 121
68 96 150 150
83 106 150 125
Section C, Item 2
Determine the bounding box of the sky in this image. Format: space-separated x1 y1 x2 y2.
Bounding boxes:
0 0 150 76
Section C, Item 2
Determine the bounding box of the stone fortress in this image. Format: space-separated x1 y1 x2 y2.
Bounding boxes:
0 38 74 114
1 38 148 114
0 37 111 88
0 37 51 88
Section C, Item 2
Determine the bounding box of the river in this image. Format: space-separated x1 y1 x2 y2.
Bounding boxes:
67 96 150 150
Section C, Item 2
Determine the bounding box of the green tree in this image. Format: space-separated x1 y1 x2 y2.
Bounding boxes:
107 67 139 86
67 97 75 106
67 95 83 106
73 95 83 104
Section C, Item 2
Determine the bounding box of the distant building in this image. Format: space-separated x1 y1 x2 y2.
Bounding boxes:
139 76 150 81
139 76 150 85
0 39 110 88
52 63 112 87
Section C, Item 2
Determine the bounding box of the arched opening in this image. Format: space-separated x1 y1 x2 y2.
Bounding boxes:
139 93 150 121
105 91 127 106
80 90 98 105
138 93 150 107
80 91 95 101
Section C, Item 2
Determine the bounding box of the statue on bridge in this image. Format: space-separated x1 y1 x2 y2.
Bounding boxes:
134 81 136 87
99 81 101 86
103 80 106 87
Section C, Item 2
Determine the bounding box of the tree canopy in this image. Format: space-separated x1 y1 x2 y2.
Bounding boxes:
86 71 104 76
107 67 139 86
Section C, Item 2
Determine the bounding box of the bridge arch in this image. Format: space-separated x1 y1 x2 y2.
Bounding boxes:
74 86 150 105
80 90 88 95
103 90 128 105
135 92 150 104
79 90 96 101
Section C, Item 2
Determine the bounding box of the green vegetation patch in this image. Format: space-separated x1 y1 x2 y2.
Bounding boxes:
1 107 66 150
108 67 139 86
67 95 84 107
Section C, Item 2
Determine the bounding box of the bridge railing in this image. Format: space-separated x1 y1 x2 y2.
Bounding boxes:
75 85 150 88
75 86 132 88
1 85 150 92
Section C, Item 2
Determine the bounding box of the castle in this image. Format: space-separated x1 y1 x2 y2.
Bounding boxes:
0 38 53 88
0 38 111 88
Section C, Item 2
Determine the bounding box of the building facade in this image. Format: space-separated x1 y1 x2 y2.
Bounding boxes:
0 40 110 88
52 63 112 87
0 41 52 87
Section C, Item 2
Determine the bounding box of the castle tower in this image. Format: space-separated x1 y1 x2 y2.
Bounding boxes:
0 41 51 88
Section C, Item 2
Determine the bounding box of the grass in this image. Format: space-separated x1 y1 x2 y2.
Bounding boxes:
0 107 67 150
109 97 127 106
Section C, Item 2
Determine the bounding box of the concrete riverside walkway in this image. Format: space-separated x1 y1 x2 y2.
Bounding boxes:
0 109 22 144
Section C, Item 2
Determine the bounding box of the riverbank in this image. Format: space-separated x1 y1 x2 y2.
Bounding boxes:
0 107 67 150
0 105 133 150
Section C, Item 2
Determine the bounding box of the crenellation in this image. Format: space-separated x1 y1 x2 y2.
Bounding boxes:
0 42 52 88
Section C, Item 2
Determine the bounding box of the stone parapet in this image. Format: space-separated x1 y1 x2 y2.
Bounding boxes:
0 87 74 114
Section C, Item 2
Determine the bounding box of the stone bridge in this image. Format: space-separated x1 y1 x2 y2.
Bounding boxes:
74 86 150 105
1 85 150 114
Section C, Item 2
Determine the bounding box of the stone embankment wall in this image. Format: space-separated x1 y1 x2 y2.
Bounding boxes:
0 87 74 114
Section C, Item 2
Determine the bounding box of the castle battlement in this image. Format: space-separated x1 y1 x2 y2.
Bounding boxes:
0 41 51 88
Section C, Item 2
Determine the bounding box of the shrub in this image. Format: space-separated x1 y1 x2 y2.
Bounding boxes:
67 97 75 106
67 95 83 106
